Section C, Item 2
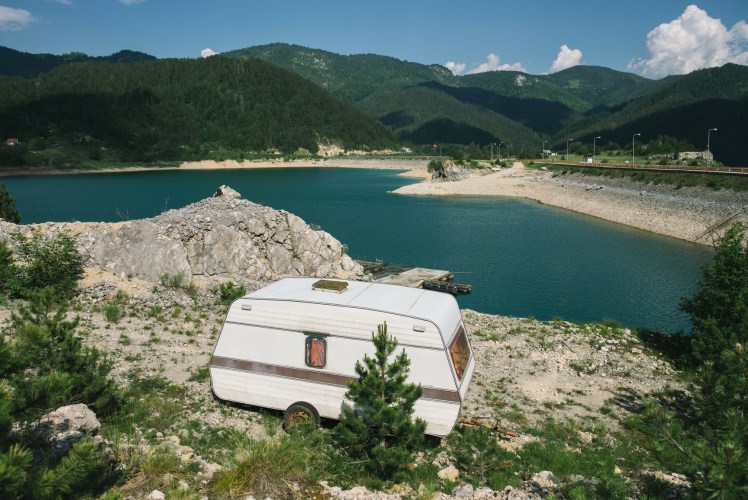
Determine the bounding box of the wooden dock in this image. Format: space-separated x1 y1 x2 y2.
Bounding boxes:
357 261 471 295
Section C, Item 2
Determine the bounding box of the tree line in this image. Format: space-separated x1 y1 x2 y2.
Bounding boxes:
0 57 396 167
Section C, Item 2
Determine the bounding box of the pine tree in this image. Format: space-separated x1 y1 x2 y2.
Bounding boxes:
334 322 426 479
681 222 748 365
632 223 748 496
0 184 20 224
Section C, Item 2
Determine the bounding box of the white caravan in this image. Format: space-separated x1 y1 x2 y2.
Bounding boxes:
210 277 475 436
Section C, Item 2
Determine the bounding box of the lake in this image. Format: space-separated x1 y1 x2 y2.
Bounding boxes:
3 167 713 332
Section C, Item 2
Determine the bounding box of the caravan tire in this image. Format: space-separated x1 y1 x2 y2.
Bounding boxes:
283 402 320 429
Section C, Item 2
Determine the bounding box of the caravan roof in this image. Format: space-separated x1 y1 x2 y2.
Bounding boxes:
246 278 462 343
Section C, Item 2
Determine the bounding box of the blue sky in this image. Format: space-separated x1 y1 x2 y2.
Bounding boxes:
0 1 746 78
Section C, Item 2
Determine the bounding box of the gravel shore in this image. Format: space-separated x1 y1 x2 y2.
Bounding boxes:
393 162 748 245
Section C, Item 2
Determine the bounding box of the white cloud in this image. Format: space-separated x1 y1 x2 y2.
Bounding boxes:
445 53 526 75
201 48 218 58
55 0 73 5
467 53 527 74
550 45 583 73
118 0 146 5
0 6 35 31
444 61 466 75
629 5 748 78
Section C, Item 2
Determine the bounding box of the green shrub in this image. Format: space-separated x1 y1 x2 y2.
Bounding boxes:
4 230 83 299
160 273 184 289
104 304 122 324
0 290 120 496
218 282 246 305
160 273 197 297
446 426 514 484
0 183 21 224
427 159 443 173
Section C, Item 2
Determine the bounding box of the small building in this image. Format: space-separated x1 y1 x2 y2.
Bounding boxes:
4 138 19 146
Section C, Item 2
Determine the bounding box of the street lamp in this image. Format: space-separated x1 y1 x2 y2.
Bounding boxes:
632 133 641 167
542 140 547 160
707 128 717 166
498 142 503 163
593 136 601 164
566 139 573 163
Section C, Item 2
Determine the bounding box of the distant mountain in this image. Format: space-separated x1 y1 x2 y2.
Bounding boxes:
543 65 660 110
222 43 458 103
223 44 672 151
0 46 156 78
0 57 395 167
3 43 745 166
553 64 748 166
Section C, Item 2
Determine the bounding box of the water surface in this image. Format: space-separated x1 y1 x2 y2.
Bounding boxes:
3 167 713 331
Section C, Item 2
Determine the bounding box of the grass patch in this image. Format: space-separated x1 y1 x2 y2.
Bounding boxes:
211 431 316 498
188 365 210 383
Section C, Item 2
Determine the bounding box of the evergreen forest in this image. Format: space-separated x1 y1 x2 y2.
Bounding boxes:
0 55 396 167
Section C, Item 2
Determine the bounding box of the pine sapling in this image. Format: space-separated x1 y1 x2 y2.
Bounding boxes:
334 322 426 479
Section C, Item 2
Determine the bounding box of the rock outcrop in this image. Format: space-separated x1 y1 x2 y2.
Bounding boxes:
431 161 472 183
0 186 364 284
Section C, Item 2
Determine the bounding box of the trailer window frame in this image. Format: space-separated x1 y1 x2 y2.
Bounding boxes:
305 335 327 369
449 325 471 381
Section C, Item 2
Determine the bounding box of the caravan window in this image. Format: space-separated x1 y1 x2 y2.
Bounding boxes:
449 325 471 381
305 336 327 368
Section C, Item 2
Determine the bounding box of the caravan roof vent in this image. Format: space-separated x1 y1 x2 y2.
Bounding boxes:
312 280 348 293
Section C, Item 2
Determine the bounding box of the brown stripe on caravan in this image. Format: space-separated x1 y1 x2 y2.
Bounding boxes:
211 356 460 403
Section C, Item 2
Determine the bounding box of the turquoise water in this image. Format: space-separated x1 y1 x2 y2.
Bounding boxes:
3 167 713 332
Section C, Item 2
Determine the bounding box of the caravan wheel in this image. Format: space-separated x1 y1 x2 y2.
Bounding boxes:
283 402 320 429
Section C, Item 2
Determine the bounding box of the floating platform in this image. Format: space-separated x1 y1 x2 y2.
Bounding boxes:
357 261 471 295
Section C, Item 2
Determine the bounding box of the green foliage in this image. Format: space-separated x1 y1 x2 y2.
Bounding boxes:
187 365 210 383
8 288 119 419
0 184 20 223
427 159 443 173
0 291 119 497
554 64 748 166
681 222 748 365
159 273 197 298
0 240 12 293
446 426 514 484
104 304 122 324
0 56 396 167
211 432 313 498
333 322 426 480
3 230 83 299
217 281 246 305
629 222 748 497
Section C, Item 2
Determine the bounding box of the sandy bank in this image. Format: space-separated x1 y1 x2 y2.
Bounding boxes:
393 162 748 246
0 157 429 178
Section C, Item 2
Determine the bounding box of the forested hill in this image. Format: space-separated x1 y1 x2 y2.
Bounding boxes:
222 44 668 153
0 46 156 78
0 57 396 166
554 64 748 166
